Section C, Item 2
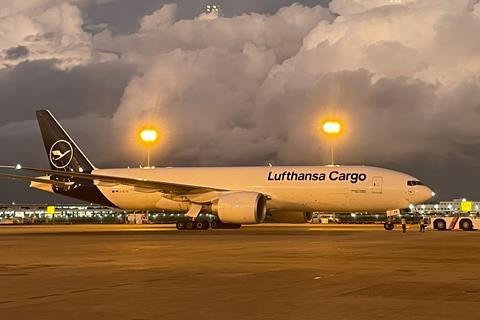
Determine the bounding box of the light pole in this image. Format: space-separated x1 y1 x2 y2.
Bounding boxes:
139 128 159 168
322 120 342 166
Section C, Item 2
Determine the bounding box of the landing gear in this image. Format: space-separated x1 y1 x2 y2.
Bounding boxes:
176 220 210 230
210 220 219 229
194 220 209 230
176 221 185 230
384 221 394 231
175 219 241 230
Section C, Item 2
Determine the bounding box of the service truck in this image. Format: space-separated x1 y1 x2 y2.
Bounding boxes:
426 215 480 231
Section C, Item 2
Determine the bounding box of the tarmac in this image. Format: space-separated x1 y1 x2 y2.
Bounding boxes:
1 223 479 320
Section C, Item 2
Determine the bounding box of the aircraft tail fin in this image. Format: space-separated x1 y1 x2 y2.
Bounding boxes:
36 110 95 173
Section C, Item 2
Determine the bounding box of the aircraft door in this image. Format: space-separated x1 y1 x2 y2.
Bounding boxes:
371 176 383 194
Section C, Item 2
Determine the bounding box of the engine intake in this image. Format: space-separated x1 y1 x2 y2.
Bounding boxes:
212 192 267 224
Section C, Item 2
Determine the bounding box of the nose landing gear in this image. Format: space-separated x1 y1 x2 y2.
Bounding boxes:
384 222 394 230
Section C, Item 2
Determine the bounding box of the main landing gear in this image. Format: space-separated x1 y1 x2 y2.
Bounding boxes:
176 220 209 230
175 220 241 230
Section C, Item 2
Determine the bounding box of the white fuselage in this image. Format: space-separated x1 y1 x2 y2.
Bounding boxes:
91 165 433 213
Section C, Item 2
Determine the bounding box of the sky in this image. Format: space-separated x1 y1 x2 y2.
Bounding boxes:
0 0 480 203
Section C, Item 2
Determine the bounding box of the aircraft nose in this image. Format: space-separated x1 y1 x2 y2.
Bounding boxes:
420 186 435 203
408 185 435 204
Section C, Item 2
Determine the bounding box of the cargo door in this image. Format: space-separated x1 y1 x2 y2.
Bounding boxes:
371 176 383 194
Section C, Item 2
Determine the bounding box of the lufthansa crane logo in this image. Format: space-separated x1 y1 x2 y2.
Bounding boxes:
49 140 74 169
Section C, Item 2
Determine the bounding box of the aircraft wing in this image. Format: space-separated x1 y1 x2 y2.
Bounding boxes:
1 166 225 194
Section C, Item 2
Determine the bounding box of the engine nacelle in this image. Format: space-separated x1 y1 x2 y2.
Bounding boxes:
212 192 267 224
270 211 313 223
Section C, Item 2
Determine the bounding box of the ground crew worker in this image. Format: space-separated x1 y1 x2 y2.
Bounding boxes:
419 218 426 232
401 218 407 233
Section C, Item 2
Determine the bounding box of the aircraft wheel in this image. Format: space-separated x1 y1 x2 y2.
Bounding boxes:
185 221 194 230
384 222 394 231
210 220 219 229
460 219 473 231
176 221 185 230
194 221 208 230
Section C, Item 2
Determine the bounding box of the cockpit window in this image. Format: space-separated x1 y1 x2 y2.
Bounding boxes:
407 180 423 186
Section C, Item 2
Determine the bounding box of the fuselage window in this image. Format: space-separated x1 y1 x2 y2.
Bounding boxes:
407 180 424 186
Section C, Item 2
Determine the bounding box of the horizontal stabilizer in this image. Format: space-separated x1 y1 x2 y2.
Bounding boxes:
0 172 73 188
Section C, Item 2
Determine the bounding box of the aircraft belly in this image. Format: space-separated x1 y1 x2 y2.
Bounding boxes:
347 190 410 212
98 186 164 210
268 187 408 213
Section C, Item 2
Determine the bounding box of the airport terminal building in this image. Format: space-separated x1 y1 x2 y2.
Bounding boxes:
414 199 480 215
0 204 184 224
1 198 479 224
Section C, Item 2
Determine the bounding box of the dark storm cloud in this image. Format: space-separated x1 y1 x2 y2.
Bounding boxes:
218 0 331 16
83 0 167 34
5 46 29 60
0 60 135 125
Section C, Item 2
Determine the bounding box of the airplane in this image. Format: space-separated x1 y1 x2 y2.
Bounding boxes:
0 110 434 230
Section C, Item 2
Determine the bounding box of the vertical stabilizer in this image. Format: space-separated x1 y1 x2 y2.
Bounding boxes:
36 110 95 173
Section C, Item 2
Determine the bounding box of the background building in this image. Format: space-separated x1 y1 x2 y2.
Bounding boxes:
414 199 480 215
0 204 185 224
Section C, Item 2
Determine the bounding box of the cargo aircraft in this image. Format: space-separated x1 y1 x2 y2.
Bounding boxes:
0 110 434 230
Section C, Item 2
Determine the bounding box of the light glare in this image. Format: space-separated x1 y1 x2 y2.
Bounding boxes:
322 120 342 135
140 129 158 143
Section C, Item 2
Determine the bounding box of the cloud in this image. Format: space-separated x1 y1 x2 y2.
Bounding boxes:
139 3 177 32
106 0 480 164
106 0 480 199
0 0 119 69
329 0 418 15
1 0 480 200
5 46 29 60
0 59 134 126
93 4 333 64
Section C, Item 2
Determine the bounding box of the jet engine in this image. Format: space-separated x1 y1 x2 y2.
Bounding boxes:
270 211 313 223
212 192 267 224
